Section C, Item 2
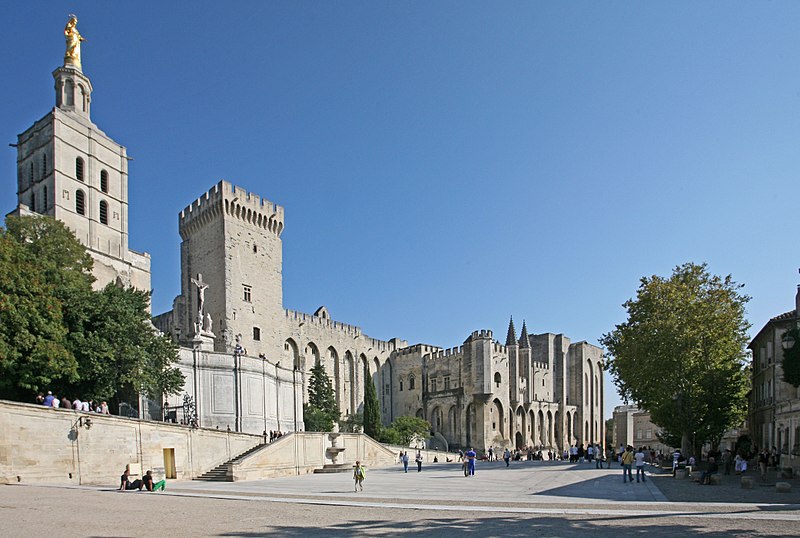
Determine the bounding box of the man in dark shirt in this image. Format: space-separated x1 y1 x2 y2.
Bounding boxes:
119 469 143 491
701 457 719 485
142 470 166 492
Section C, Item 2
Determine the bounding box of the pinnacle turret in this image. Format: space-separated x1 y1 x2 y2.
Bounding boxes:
519 321 530 348
505 316 517 346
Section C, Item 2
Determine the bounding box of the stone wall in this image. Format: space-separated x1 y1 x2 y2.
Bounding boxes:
0 400 262 485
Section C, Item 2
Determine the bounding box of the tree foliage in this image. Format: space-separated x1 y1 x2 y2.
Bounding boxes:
781 328 800 388
304 363 340 432
362 364 381 438
0 215 183 404
600 263 750 456
388 415 431 446
339 411 363 433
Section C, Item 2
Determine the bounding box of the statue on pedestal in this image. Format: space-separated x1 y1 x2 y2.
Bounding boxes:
64 15 85 69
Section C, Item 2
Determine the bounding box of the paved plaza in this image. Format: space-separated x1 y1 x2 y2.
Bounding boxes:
3 460 800 536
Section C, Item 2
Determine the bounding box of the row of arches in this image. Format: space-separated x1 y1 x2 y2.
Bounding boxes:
284 339 390 419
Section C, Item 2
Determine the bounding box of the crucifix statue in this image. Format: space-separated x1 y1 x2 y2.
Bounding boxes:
191 273 209 321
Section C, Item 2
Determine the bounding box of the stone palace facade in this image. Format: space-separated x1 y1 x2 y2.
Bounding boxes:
9 20 604 452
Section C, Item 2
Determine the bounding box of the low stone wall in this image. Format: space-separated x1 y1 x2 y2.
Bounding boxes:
233 432 397 480
0 400 262 485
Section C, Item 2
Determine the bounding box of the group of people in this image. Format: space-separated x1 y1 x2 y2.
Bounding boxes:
397 450 424 472
37 391 109 414
267 430 285 443
619 445 649 483
119 468 165 492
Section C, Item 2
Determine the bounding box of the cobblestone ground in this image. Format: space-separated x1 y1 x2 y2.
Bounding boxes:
3 461 799 537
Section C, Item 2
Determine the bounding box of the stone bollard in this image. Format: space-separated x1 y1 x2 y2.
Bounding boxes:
709 474 723 485
674 469 687 479
776 482 792 493
741 476 754 489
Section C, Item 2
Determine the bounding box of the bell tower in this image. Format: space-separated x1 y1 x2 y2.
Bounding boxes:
9 16 151 293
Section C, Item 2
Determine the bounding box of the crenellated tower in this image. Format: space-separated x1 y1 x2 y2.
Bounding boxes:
176 180 285 355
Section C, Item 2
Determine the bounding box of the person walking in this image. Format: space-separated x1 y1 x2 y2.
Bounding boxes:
595 445 604 469
621 446 635 483
415 451 423 472
353 460 366 492
466 447 477 476
759 449 769 481
634 446 646 483
503 448 511 467
402 451 409 473
722 449 733 475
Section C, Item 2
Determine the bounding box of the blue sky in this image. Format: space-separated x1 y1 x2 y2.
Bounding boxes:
3 2 800 418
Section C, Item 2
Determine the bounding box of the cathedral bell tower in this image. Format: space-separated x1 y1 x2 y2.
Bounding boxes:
9 16 151 293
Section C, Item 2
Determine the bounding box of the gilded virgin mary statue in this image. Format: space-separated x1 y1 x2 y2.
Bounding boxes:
64 15 85 69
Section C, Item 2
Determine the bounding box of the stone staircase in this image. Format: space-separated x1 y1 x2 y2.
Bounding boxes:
193 443 268 482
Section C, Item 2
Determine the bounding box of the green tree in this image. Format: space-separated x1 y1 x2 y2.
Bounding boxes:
391 415 431 446
600 263 750 456
363 364 381 438
0 215 183 406
339 411 363 433
303 363 340 431
0 216 96 399
781 328 800 387
68 283 184 403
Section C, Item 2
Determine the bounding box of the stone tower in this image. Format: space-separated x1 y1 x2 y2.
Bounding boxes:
9 18 150 291
176 181 285 355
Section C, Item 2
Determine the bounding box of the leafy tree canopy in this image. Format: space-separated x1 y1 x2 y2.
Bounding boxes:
0 215 183 405
781 328 800 388
600 262 750 455
390 415 431 446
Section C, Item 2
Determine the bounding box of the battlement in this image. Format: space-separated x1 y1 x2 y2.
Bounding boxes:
178 180 285 239
394 343 442 358
283 309 399 353
464 329 493 343
431 345 464 359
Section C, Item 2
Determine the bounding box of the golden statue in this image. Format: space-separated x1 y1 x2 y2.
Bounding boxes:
64 15 85 69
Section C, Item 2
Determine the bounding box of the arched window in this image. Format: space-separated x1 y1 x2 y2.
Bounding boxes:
409 375 416 390
30 162 34 184
99 200 108 225
76 157 84 182
494 372 502 388
75 190 85 215
100 170 108 193
41 153 47 177
65 81 74 106
42 186 47 211
30 192 36 213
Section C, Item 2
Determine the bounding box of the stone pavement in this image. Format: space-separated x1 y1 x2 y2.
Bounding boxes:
5 460 800 537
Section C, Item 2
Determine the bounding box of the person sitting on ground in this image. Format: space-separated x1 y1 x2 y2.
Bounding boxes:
700 457 718 485
119 469 143 491
142 470 166 492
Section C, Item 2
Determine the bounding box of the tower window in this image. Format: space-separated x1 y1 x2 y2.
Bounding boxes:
409 376 415 390
99 200 108 225
30 192 36 213
243 285 252 302
76 157 84 182
100 170 108 193
42 154 47 177
30 162 34 184
75 190 85 215
253 327 261 341
399 380 404 391
42 186 48 211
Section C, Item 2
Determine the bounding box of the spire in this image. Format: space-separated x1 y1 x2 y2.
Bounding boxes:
519 321 530 348
505 316 517 346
